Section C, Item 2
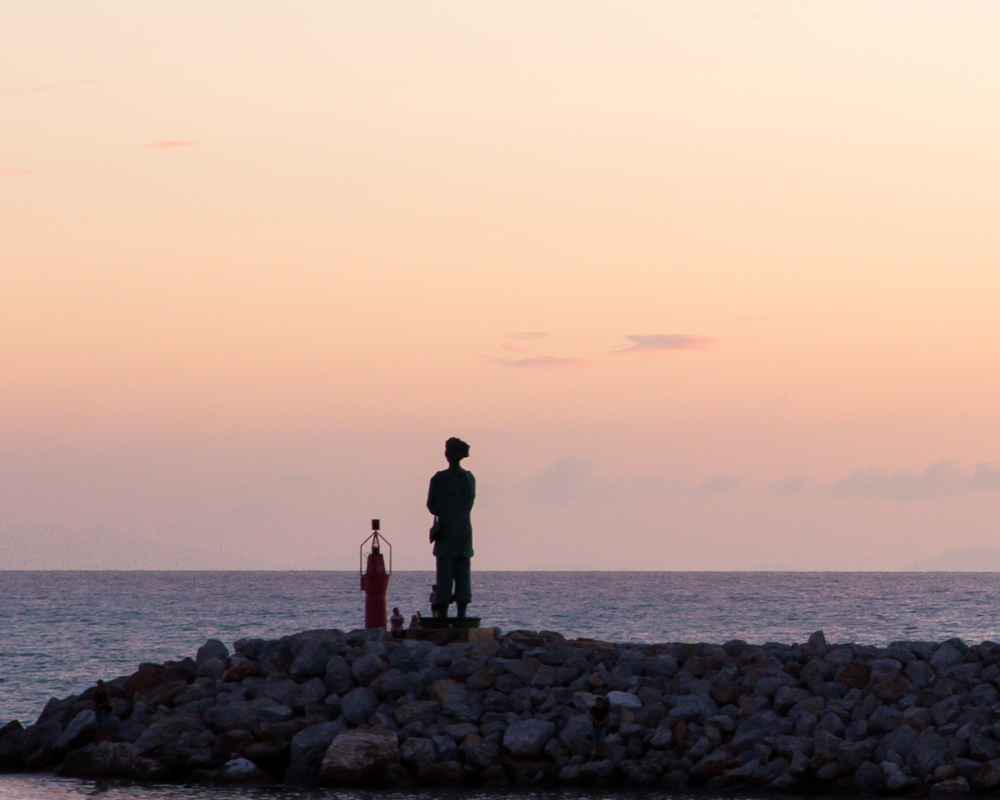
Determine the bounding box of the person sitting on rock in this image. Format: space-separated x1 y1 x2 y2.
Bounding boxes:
409 613 422 629
390 607 405 638
94 679 112 742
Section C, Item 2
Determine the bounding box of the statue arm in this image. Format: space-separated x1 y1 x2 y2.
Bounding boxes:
427 477 439 515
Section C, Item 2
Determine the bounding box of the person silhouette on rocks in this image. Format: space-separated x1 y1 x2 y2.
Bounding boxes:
427 437 475 618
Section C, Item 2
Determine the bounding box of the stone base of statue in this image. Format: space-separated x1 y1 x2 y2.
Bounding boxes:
405 617 493 644
420 616 481 629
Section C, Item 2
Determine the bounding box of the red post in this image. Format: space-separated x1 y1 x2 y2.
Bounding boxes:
360 549 389 629
360 521 391 629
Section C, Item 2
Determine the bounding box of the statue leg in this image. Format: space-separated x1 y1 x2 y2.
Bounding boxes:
454 558 471 618
435 556 454 618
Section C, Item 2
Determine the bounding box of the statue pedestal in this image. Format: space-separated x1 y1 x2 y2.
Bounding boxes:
405 619 493 644
420 616 481 629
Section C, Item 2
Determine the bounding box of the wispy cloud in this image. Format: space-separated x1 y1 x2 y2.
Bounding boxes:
769 477 811 495
613 334 719 354
508 332 548 340
493 356 586 370
146 140 202 150
688 475 740 495
829 461 1000 501
518 458 741 506
522 457 616 505
3 78 97 93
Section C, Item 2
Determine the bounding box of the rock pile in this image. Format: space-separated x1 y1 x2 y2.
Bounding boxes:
6 627 1000 793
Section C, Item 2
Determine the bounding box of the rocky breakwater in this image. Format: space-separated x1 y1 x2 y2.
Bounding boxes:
7 629 1000 793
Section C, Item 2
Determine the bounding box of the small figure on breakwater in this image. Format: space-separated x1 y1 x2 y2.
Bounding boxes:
589 695 609 759
427 437 475 619
389 607 405 639
93 679 111 742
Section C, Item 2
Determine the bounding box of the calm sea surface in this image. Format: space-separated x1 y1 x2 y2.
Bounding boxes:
3 570 1000 799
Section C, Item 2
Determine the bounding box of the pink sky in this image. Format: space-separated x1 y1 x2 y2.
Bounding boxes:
3 1 1000 569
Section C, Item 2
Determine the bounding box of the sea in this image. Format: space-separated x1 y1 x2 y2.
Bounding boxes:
3 570 1000 799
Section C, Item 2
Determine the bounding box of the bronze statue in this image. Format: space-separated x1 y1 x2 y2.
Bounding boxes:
427 437 475 618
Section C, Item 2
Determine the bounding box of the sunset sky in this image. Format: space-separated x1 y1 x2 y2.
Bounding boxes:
3 1 1000 570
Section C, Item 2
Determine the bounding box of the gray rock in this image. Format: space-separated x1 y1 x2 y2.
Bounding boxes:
930 643 964 672
292 638 340 680
397 737 434 775
394 700 440 727
910 732 962 777
133 716 203 754
903 706 933 730
607 690 642 709
838 739 873 771
341 687 379 726
217 756 267 783
882 721 918 756
196 657 226 679
371 668 422 700
667 694 717 723
291 720 346 768
818 711 847 737
806 630 828 657
54 710 95 753
432 734 458 762
691 748 729 780
854 759 884 790
882 759 921 792
320 728 400 785
196 639 229 666
61 741 141 779
931 695 963 727
351 653 387 687
905 659 935 688
560 714 594 755
649 724 674 749
503 719 555 757
869 705 903 734
325 656 354 695
774 687 813 714
754 674 796 697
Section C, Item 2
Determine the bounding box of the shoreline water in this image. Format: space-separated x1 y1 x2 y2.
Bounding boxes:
5 625 1000 795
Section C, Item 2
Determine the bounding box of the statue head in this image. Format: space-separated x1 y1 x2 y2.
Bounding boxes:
445 437 470 464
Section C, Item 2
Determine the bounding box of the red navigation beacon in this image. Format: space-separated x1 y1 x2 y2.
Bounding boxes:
359 519 392 630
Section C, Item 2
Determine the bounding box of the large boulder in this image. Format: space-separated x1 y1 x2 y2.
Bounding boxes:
320 729 400 785
503 719 555 757
394 700 440 727
59 741 140 779
134 716 203 754
352 654 387 686
607 690 642 709
667 694 718 723
217 757 268 783
292 638 341 680
196 639 229 666
835 661 872 689
325 656 355 696
196 658 227 680
54 709 95 753
400 737 437 773
930 643 964 672
290 720 346 770
560 714 594 756
341 687 379 726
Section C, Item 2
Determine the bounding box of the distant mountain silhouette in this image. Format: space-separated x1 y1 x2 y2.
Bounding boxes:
907 544 1000 572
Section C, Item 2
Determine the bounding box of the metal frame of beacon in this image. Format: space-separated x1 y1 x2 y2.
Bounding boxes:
359 519 392 629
